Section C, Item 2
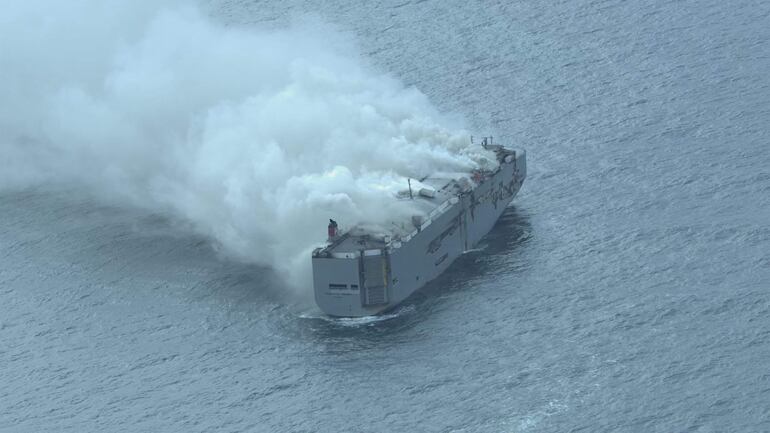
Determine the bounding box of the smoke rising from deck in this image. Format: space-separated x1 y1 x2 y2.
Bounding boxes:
0 1 494 290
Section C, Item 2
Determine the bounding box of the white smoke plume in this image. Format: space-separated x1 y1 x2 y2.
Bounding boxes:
0 1 494 290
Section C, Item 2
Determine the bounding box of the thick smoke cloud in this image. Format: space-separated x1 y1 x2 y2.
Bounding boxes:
0 1 493 290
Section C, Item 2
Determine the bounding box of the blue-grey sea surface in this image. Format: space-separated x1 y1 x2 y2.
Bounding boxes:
2 0 769 431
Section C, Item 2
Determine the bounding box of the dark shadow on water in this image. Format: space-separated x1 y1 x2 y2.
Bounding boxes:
293 206 533 345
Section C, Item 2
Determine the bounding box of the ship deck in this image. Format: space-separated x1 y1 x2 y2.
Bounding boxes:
320 173 467 255
316 146 514 256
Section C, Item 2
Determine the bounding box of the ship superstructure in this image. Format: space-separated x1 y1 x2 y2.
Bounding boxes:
312 140 526 317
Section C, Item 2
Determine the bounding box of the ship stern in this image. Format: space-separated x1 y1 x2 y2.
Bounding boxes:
312 250 392 317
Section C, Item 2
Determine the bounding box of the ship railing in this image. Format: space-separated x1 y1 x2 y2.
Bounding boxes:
387 196 460 250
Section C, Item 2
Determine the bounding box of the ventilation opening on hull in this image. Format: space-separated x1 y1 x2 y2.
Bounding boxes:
328 283 359 292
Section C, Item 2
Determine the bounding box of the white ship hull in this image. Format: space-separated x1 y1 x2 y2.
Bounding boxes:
312 147 526 317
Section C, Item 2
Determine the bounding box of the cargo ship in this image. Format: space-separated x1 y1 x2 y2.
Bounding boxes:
312 138 526 317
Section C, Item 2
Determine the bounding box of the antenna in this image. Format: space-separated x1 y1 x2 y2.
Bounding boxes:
408 178 413 199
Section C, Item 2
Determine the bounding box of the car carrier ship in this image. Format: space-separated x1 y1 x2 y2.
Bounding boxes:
312 138 526 317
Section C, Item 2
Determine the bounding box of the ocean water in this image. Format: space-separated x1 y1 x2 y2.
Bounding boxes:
2 0 769 431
